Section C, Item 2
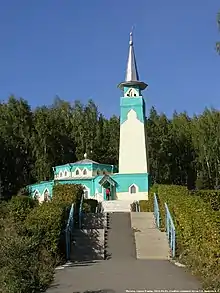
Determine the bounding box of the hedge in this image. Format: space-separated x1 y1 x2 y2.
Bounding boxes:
0 220 54 293
7 195 38 223
25 202 67 259
190 190 220 211
83 199 98 213
157 184 220 289
52 183 84 206
0 183 84 292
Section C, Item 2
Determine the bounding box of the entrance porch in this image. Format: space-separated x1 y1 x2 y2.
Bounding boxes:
99 175 117 201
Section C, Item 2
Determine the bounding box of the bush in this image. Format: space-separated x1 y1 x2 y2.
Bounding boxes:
190 190 220 211
52 183 83 206
139 189 154 212
0 221 54 293
157 184 220 289
83 199 98 213
25 201 66 260
7 195 38 223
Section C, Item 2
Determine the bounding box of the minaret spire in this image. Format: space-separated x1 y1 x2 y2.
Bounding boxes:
125 31 139 82
118 31 147 90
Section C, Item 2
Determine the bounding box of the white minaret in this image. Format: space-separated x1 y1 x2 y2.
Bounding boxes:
118 32 149 174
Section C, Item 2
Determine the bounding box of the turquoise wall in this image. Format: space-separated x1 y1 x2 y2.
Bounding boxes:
28 173 149 199
120 97 145 124
56 179 95 195
112 173 149 193
28 181 54 197
124 86 141 96
53 163 114 175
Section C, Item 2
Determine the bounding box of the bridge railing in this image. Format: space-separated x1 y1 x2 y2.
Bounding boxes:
65 203 75 261
165 202 176 258
153 193 160 229
79 194 84 229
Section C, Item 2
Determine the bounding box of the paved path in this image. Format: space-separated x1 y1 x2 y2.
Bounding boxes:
106 212 136 260
131 212 170 260
47 212 201 292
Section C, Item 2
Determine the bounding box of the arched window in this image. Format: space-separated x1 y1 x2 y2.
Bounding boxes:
34 190 40 199
83 169 87 175
130 184 137 194
44 189 50 201
60 172 63 177
64 171 67 177
76 169 80 175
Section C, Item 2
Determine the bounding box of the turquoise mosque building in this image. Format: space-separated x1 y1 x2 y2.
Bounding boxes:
28 32 150 203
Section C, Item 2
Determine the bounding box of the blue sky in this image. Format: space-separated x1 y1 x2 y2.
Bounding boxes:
0 0 219 118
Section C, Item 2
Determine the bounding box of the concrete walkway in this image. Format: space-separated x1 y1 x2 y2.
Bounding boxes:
46 212 201 292
131 212 170 260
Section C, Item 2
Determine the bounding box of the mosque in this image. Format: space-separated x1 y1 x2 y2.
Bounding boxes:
28 32 150 202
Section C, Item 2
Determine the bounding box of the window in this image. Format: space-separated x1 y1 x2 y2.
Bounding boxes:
126 88 138 97
83 169 87 175
44 189 50 201
130 184 137 194
76 169 80 175
34 190 40 199
97 170 100 175
64 171 67 177
60 172 63 177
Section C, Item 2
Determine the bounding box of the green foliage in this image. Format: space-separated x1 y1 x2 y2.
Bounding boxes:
7 195 38 223
190 190 220 211
25 202 66 258
0 221 54 293
139 198 154 212
52 183 83 206
157 184 220 289
1 96 220 199
82 199 98 213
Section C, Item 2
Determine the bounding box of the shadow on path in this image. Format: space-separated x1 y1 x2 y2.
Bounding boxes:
70 213 105 262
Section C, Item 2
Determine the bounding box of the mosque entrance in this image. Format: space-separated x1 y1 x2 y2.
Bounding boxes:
99 175 116 201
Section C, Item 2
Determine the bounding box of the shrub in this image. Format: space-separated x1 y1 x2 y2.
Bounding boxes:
83 199 98 213
0 220 54 293
190 190 220 211
139 189 155 212
25 202 66 261
52 183 83 206
157 184 220 289
7 195 38 223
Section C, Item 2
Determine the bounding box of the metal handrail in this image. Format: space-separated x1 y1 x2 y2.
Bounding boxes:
165 203 176 258
65 203 74 261
79 194 84 229
153 193 160 229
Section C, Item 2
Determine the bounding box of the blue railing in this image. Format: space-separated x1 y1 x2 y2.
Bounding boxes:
165 203 176 258
79 194 84 229
65 203 75 261
153 193 160 229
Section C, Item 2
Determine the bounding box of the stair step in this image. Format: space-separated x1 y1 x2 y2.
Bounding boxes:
131 212 170 260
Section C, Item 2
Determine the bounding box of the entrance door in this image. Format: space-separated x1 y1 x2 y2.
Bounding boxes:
99 175 117 201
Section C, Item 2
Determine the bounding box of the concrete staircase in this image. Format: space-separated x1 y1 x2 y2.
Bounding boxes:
70 213 106 262
104 212 136 260
102 200 133 213
131 212 170 260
